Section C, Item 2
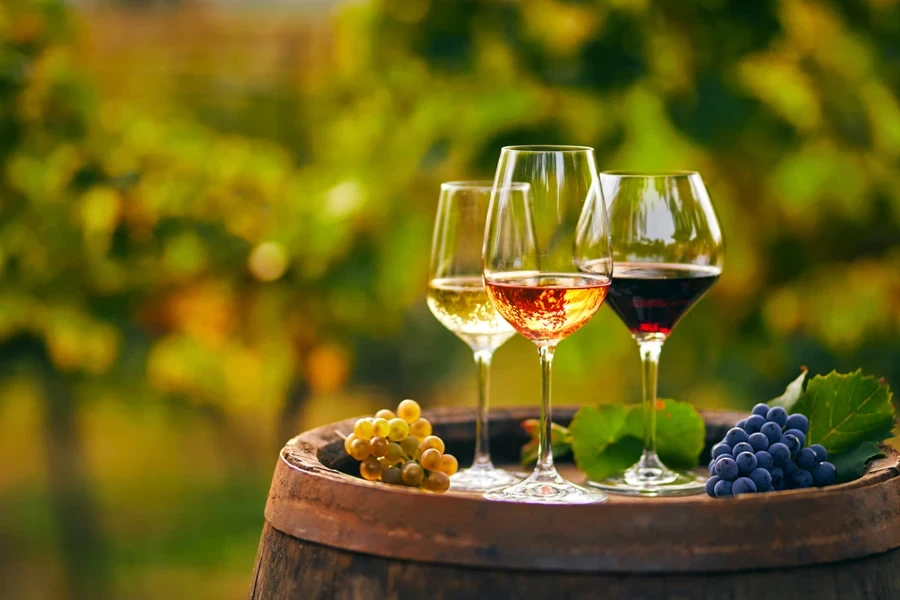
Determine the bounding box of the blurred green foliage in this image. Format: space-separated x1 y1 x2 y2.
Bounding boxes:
1 0 899 597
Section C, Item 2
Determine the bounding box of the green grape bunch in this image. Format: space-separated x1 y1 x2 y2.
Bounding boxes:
343 399 456 494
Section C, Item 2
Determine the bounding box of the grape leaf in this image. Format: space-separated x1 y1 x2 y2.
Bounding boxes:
567 400 705 480
768 368 808 411
568 404 632 478
519 420 572 465
653 399 707 468
830 440 886 484
791 370 896 456
575 436 644 480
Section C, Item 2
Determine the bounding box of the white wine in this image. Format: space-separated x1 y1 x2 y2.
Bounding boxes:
427 276 515 351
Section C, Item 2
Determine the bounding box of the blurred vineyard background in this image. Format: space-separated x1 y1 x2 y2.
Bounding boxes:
2 0 900 597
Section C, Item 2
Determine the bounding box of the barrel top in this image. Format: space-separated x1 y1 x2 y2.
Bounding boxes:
263 406 900 574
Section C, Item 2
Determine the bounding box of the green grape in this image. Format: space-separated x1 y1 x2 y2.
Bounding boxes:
360 457 382 481
421 448 442 471
353 418 374 439
399 436 420 457
439 454 458 476
375 409 396 421
382 465 402 485
370 436 389 457
387 418 410 441
409 418 432 439
397 399 421 424
385 442 403 464
423 470 450 493
349 438 370 461
401 461 425 486
372 418 390 438
343 433 357 455
419 435 445 454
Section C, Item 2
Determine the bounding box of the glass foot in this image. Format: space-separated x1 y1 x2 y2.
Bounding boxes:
483 467 607 504
586 458 706 497
450 464 524 493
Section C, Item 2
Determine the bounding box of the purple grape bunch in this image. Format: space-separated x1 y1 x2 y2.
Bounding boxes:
706 404 837 498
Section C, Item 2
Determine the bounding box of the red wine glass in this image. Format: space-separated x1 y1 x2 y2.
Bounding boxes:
482 146 614 504
587 171 724 496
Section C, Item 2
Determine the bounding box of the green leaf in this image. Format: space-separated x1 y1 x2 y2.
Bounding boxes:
768 368 808 411
576 436 644 480
654 399 707 469
567 400 705 480
830 441 886 484
792 369 896 455
519 419 572 465
568 404 633 479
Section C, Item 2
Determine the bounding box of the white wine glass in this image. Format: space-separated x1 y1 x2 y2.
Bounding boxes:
427 181 526 492
482 146 614 504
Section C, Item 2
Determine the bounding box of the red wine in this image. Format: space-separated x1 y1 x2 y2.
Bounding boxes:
606 263 720 336
485 272 610 342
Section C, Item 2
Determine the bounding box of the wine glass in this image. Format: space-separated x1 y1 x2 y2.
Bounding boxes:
587 171 724 496
482 146 614 504
427 181 526 492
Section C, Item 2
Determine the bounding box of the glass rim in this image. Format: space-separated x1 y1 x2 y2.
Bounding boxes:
501 144 595 154
601 170 700 178
440 180 530 192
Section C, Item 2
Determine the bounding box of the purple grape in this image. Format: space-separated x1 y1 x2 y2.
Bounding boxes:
797 447 818 470
770 467 785 489
743 414 766 434
782 434 801 457
725 427 749 447
715 456 739 481
783 428 806 448
783 460 797 484
754 450 773 470
760 421 783 444
736 419 747 429
732 442 754 457
736 451 757 475
712 443 732 459
785 413 809 434
732 477 757 495
813 461 836 486
766 406 788 427
714 479 734 497
791 469 813 489
752 403 770 417
769 442 790 466
748 467 772 490
708 459 717 475
809 444 828 462
748 432 769 452
706 475 721 497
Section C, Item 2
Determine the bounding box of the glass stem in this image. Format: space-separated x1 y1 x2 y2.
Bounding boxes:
537 343 557 473
638 338 664 461
472 350 493 469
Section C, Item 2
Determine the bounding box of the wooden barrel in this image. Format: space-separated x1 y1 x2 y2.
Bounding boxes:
249 407 900 600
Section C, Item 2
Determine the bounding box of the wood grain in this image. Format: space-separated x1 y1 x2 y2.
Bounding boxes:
250 522 900 600
261 406 900 574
